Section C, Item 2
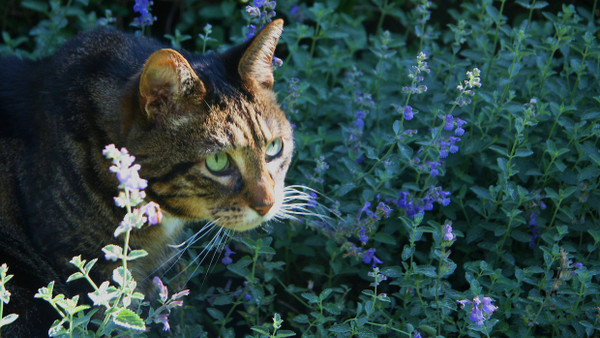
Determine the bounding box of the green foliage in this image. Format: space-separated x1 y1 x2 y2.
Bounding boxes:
1 0 600 337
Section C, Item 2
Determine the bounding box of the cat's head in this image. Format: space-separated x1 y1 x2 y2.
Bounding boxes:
121 19 293 232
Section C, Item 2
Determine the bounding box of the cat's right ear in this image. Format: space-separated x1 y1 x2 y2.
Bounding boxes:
139 49 205 120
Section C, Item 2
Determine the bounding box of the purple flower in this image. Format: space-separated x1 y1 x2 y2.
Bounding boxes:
133 0 156 27
359 228 368 243
307 191 318 208
222 246 236 265
155 314 170 331
254 0 265 7
153 276 169 302
246 5 261 17
376 202 392 218
481 296 498 314
273 56 283 68
428 161 440 177
443 223 456 241
455 118 467 136
362 248 383 267
443 114 454 131
403 105 414 120
423 197 434 211
440 191 451 206
529 212 537 226
142 201 162 225
458 296 497 327
290 4 298 16
246 24 257 40
359 201 373 219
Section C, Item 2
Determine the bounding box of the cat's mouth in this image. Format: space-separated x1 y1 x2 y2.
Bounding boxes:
211 193 283 231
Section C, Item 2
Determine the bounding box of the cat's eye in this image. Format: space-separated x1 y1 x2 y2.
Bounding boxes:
265 138 283 160
205 152 229 173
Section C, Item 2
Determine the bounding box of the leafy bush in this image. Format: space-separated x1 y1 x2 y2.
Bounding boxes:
1 0 599 337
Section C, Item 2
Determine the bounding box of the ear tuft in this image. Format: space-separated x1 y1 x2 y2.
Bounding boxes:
238 19 284 90
139 49 205 119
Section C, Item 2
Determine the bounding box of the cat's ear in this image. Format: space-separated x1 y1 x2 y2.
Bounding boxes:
238 19 283 90
139 49 205 119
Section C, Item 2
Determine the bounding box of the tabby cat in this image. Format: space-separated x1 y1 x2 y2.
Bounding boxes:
0 19 294 335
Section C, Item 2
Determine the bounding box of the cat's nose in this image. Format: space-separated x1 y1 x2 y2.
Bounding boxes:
251 202 274 216
247 177 275 216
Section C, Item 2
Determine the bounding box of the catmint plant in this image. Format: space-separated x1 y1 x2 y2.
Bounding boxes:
0 264 18 333
33 145 191 336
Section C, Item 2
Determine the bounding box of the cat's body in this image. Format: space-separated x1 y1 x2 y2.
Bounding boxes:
0 20 292 336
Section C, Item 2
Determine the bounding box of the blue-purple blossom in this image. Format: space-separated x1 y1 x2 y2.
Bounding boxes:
152 276 190 331
444 114 454 131
443 222 456 241
362 248 383 267
359 228 369 243
142 201 162 225
246 24 257 40
222 246 236 265
458 296 497 327
132 0 156 28
428 161 440 177
246 5 261 17
455 118 467 136
307 191 318 208
273 56 283 68
375 202 392 218
359 201 375 219
404 105 414 120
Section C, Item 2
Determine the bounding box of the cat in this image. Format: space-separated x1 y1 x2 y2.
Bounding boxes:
0 19 297 336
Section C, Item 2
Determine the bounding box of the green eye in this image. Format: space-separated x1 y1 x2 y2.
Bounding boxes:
265 138 283 159
206 152 229 173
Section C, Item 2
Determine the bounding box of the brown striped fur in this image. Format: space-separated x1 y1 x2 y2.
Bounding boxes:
0 20 291 335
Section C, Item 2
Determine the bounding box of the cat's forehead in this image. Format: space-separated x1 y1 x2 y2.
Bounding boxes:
214 95 275 147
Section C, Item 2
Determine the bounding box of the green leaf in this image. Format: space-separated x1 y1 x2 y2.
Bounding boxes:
301 292 319 304
83 258 97 274
257 246 276 255
21 0 49 13
514 148 534 157
319 288 333 301
113 308 146 331
226 256 252 277
329 323 352 333
470 186 492 200
380 266 403 278
250 327 270 335
127 249 148 261
393 120 401 135
489 145 509 157
275 330 297 337
206 307 224 320
0 313 19 327
66 272 85 283
292 314 309 324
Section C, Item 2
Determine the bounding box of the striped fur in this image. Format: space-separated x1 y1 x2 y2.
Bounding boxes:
0 20 292 334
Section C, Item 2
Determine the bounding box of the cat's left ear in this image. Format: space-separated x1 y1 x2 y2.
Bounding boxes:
139 49 205 120
238 19 284 90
